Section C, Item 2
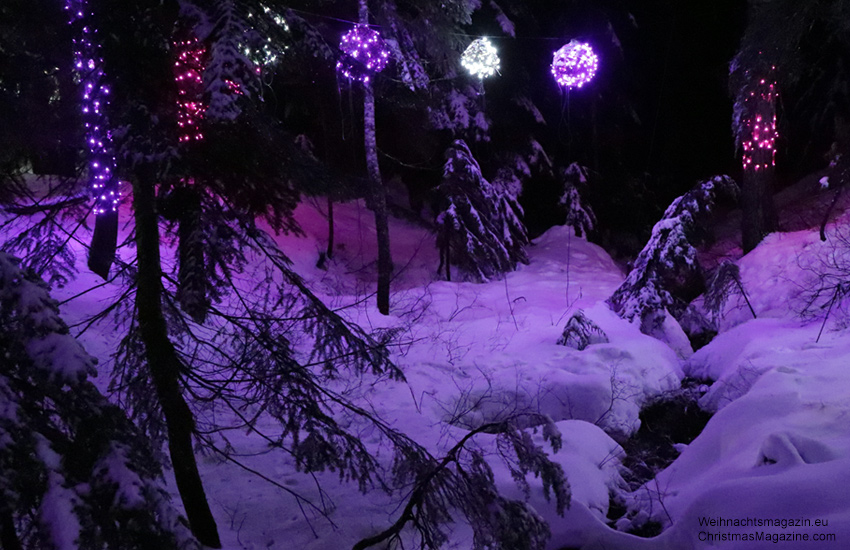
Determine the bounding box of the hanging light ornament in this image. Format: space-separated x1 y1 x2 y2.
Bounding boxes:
336 25 390 83
64 0 119 215
461 37 500 79
551 40 599 89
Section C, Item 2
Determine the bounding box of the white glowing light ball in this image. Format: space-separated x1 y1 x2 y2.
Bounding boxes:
461 37 500 79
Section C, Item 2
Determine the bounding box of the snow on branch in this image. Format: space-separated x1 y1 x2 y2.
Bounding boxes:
435 140 528 282
607 175 738 333
0 252 198 550
559 163 596 239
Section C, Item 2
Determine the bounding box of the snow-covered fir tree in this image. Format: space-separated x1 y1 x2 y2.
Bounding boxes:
491 166 530 260
556 309 609 350
0 252 198 550
558 162 597 239
607 175 738 334
435 139 528 282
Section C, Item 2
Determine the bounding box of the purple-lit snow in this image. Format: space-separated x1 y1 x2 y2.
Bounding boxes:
11 190 850 549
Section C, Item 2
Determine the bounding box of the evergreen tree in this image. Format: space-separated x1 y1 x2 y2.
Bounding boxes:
435 139 528 282
0 252 198 550
491 166 531 255
558 163 596 239
607 175 738 334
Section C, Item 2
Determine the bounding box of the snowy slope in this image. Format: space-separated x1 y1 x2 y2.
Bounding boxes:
597 214 850 549
176 200 850 550
5 187 850 550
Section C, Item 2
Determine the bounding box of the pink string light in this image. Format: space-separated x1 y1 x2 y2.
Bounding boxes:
742 68 778 173
174 36 206 143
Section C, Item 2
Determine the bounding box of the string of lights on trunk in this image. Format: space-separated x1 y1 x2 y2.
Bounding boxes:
742 68 778 172
64 0 119 215
174 35 207 143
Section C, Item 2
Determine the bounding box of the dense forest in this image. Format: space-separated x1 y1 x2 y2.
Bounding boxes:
2 1 850 549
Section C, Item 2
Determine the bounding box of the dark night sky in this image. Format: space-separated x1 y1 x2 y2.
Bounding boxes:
464 1 749 239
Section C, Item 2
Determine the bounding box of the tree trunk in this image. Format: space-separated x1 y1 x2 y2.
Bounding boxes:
88 210 118 279
327 194 335 260
133 169 221 548
591 95 599 173
360 0 392 315
741 165 778 252
445 235 451 282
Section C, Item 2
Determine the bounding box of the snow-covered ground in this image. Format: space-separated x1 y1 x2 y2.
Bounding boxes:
11 192 850 549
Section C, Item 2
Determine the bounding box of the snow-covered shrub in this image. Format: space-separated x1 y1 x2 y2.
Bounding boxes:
491 165 531 255
557 309 609 350
0 252 198 550
607 175 738 335
559 163 596 239
435 140 529 282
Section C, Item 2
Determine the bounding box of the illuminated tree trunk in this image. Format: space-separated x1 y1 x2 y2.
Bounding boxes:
133 169 221 548
740 73 779 253
360 0 392 315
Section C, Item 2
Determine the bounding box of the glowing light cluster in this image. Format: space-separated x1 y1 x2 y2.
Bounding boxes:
336 25 390 83
64 0 119 215
551 41 599 89
254 4 289 30
223 80 243 96
461 37 500 79
742 71 778 172
174 36 206 143
243 41 282 72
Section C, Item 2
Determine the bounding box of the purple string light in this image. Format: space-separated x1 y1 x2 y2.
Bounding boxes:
64 0 119 215
551 41 599 89
336 25 390 83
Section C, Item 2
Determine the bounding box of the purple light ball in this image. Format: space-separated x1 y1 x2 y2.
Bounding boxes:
551 41 599 89
336 25 390 82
